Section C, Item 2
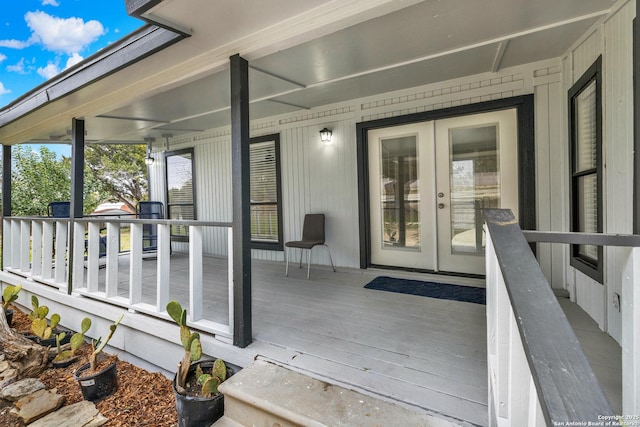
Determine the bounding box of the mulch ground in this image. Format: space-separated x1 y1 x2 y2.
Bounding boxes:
0 306 178 426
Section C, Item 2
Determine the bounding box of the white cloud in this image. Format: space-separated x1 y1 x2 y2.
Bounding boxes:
0 37 35 49
0 82 11 96
0 53 6 63
7 58 27 74
37 61 60 79
25 11 105 54
42 0 60 6
65 52 83 69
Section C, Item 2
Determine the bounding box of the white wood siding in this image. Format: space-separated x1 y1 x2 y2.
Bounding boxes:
603 0 635 343
562 0 635 342
150 59 568 271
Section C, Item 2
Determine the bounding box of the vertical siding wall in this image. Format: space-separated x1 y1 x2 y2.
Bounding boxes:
562 0 635 342
149 58 568 276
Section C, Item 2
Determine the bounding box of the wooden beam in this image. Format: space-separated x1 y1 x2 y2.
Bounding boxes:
68 118 85 294
1 145 10 271
230 54 252 348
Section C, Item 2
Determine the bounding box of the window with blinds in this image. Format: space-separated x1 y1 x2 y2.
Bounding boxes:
165 149 196 241
250 134 283 250
569 57 602 283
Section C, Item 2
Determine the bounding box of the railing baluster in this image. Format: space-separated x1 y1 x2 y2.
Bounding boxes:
129 223 143 304
86 222 100 292
20 220 30 272
32 220 43 277
156 224 170 312
54 221 67 284
105 222 120 298
189 225 203 322
71 222 85 294
42 221 53 279
3 219 12 269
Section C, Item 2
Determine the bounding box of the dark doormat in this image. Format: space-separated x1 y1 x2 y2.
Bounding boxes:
364 276 486 305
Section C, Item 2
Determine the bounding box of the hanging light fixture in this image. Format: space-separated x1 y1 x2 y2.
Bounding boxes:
319 127 333 144
144 137 156 165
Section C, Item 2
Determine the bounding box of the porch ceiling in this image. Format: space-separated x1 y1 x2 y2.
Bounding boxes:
0 0 615 146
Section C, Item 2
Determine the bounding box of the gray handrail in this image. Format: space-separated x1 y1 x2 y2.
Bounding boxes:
485 209 614 424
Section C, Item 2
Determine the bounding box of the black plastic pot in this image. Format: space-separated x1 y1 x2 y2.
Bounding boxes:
74 360 118 402
52 355 78 369
36 328 71 347
5 309 13 327
173 360 240 427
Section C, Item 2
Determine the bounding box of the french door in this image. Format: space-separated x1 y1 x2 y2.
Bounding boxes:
368 109 518 275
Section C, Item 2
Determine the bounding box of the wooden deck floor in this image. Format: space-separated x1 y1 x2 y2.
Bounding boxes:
95 252 489 426
90 252 622 426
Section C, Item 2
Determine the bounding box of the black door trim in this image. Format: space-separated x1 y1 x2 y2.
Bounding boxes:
356 95 536 270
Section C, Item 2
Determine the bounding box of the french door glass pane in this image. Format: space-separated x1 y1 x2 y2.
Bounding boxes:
577 173 598 261
380 136 420 250
449 125 499 254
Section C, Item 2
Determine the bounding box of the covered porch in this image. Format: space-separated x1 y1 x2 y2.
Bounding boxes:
0 217 625 425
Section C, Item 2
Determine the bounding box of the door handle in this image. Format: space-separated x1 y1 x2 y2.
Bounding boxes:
438 203 445 209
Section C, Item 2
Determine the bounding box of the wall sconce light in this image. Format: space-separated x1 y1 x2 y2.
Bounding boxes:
144 137 156 165
319 127 333 144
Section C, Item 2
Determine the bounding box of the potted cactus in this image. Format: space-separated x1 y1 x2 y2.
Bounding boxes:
73 314 123 401
28 296 71 347
2 285 21 327
167 301 238 427
52 317 91 368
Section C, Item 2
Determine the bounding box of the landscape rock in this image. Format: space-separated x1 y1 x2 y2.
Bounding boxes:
29 400 107 427
9 388 65 424
1 377 45 401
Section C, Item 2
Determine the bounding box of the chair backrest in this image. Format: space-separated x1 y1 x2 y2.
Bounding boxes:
301 214 325 243
47 201 70 218
136 201 164 219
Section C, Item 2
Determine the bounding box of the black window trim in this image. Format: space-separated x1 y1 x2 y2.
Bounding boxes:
164 147 197 242
568 56 603 283
250 133 283 251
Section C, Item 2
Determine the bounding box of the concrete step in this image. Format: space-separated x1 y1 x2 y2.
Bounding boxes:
217 360 460 427
211 416 244 427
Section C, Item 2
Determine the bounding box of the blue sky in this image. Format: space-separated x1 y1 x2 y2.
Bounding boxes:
0 0 143 107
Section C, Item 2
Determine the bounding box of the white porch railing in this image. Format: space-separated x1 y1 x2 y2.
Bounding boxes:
485 209 616 426
2 216 234 340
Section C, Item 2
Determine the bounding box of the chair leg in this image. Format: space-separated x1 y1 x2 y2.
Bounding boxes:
325 244 336 272
306 248 311 280
285 247 289 276
298 249 303 268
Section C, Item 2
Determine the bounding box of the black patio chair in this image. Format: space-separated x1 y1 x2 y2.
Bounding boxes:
136 201 165 253
285 213 336 279
48 201 107 259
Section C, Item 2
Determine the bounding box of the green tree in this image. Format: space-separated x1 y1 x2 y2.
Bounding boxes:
83 144 148 212
11 146 71 216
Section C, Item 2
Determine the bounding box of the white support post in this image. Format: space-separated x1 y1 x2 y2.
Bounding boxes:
20 220 30 272
54 221 67 284
71 222 85 294
622 247 640 415
189 226 203 322
10 219 20 270
31 220 42 277
86 222 100 292
105 222 120 298
129 222 143 305
42 221 53 279
228 227 234 335
156 224 170 313
3 219 12 269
